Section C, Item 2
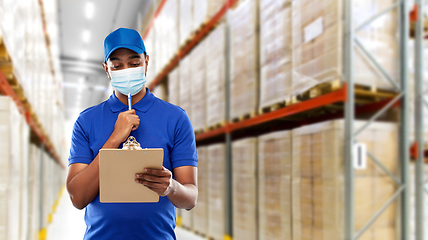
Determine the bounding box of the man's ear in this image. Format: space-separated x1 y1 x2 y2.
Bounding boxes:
145 55 149 76
102 62 110 79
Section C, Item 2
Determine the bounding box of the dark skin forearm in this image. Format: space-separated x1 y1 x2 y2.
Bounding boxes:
167 179 198 210
66 137 120 210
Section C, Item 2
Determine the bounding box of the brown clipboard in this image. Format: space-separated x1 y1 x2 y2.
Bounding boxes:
99 148 164 203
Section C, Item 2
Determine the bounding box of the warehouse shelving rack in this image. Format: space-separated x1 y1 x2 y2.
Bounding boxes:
145 0 412 239
0 6 64 168
344 0 410 239
414 0 426 239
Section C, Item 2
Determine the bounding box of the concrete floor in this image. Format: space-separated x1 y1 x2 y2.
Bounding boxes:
46 189 205 240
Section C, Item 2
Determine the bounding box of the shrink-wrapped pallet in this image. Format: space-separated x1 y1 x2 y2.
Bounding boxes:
292 0 399 94
152 82 167 101
19 111 30 240
144 28 156 84
179 56 192 120
154 0 179 72
205 23 226 127
193 147 208 235
168 67 180 106
28 144 41 240
229 0 259 119
232 138 257 240
259 0 293 109
193 0 225 32
179 0 193 47
190 41 206 131
292 120 398 240
258 131 292 240
207 143 226 240
0 96 26 240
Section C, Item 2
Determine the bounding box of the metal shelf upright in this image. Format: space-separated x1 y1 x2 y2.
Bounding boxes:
414 0 426 239
344 0 410 239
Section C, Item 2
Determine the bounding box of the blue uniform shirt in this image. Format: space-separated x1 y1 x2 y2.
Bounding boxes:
68 88 198 240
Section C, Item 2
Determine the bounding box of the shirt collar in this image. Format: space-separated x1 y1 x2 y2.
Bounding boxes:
107 88 155 113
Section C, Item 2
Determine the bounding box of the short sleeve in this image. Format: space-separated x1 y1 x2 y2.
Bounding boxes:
170 112 198 169
68 116 93 166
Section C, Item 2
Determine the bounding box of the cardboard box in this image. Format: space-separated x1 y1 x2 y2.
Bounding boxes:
232 138 257 240
205 23 226 127
292 0 399 93
190 41 206 131
229 0 259 119
258 130 292 240
207 144 226 240
193 147 208 235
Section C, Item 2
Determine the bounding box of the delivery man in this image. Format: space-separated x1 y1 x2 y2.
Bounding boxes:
66 28 198 240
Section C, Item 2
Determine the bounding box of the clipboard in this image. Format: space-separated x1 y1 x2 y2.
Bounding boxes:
99 137 164 203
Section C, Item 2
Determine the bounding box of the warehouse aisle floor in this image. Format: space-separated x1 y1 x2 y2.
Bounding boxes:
46 188 205 240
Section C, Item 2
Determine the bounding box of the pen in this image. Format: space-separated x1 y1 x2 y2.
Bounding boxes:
128 93 132 110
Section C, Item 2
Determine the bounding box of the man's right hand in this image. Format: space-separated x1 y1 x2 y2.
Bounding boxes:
111 109 140 143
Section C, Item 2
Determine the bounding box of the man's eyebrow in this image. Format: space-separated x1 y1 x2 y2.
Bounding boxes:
129 55 141 60
110 57 120 61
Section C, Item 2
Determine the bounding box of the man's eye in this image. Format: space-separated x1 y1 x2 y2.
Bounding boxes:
113 65 120 69
132 63 141 66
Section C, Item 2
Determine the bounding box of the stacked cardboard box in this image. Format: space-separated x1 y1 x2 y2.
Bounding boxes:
292 0 399 94
0 96 22 240
153 0 179 73
152 82 167 101
28 144 41 240
168 67 180 106
258 131 292 240
179 0 193 47
292 120 398 240
0 0 64 157
205 23 226 127
193 147 208 235
207 143 226 240
0 96 31 240
232 138 258 240
179 56 192 120
193 0 225 32
229 0 259 119
259 0 293 109
144 28 156 85
190 41 206 132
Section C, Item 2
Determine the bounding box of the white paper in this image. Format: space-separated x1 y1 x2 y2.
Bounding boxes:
353 143 367 169
304 17 323 43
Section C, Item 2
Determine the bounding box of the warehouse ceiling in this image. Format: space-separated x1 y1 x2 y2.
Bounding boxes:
58 0 152 120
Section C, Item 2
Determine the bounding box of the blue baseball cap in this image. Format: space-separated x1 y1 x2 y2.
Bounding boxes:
104 28 147 62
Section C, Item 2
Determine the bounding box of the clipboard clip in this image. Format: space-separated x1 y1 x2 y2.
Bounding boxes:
122 136 142 150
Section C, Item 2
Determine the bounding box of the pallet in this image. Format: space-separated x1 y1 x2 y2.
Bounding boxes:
289 79 398 105
231 110 257 123
194 129 205 135
0 41 9 62
193 231 208 239
255 80 400 120
259 101 287 114
205 121 226 131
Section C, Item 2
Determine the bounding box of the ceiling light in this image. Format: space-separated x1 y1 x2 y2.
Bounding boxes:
85 2 95 19
81 51 88 60
82 30 90 43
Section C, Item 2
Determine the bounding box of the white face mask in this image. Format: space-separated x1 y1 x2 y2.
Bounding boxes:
109 66 146 96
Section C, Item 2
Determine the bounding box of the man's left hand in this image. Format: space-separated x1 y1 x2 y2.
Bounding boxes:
135 167 175 196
